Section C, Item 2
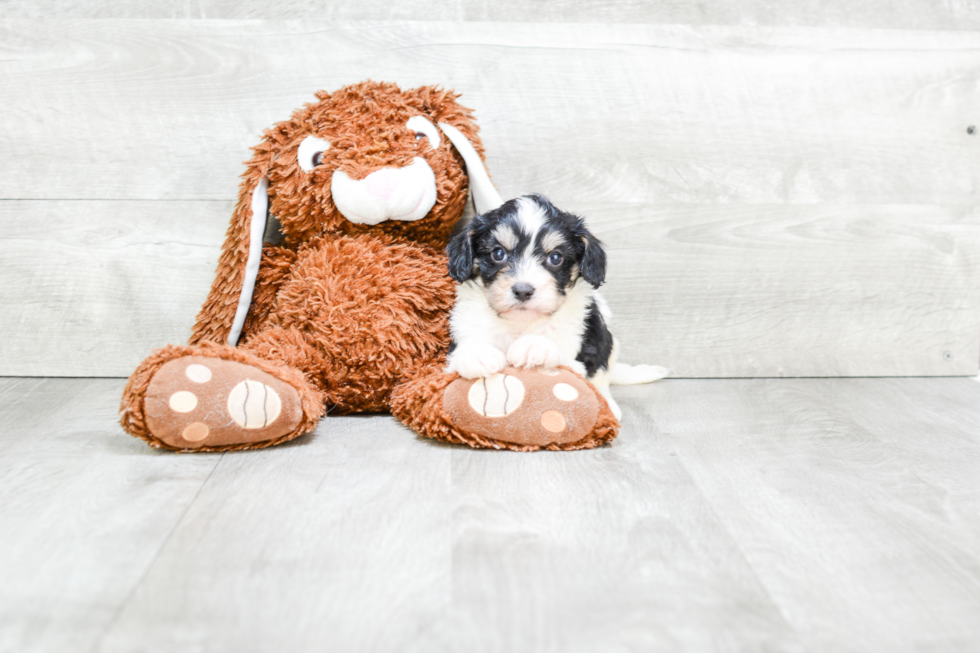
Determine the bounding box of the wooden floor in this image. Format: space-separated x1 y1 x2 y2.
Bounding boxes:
3 376 979 652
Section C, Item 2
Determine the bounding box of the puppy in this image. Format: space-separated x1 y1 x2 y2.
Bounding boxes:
445 194 667 419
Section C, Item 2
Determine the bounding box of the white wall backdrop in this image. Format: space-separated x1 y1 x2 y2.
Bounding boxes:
1 12 978 377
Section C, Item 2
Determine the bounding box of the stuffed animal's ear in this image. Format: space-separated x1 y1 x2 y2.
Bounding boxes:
189 168 269 346
579 231 607 289
438 122 503 216
446 223 475 283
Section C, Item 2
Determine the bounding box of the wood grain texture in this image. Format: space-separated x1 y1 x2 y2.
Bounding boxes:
2 201 977 377
0 21 977 205
587 202 980 377
0 377 220 653
98 398 456 652
625 377 980 651
0 200 227 377
4 377 980 651
436 410 804 652
1 0 979 31
2 20 978 378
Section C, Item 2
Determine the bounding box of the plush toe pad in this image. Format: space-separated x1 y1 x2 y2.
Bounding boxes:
443 367 600 447
144 356 303 449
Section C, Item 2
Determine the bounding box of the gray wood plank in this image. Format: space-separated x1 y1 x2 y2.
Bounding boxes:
1 21 977 204
0 377 220 653
2 0 979 31
626 377 980 652
0 200 226 377
96 408 456 652
6 377 980 651
433 409 804 652
589 202 980 377
96 383 804 653
3 200 977 377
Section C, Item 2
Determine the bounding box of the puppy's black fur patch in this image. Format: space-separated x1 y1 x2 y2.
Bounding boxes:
446 194 607 291
575 299 614 376
446 194 614 378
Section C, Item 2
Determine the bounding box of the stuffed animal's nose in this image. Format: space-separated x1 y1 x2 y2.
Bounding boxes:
364 169 397 201
512 284 535 302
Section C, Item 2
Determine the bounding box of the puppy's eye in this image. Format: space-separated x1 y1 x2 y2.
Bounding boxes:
414 133 426 142
491 246 507 263
547 251 563 266
297 135 331 172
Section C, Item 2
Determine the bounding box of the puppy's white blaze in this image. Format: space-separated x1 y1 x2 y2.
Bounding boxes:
492 224 518 250
489 254 561 319
540 230 566 252
514 196 547 239
331 157 436 225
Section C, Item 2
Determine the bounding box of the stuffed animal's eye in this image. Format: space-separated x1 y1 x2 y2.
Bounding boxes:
406 116 441 148
491 246 507 263
298 135 331 172
547 251 563 266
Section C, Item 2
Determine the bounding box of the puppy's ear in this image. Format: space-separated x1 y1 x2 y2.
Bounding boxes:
446 223 475 283
579 230 607 288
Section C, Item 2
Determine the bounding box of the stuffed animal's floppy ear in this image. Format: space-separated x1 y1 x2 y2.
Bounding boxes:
189 165 270 347
438 122 503 216
446 222 475 283
580 231 607 289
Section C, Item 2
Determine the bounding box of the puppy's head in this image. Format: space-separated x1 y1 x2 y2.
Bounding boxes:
447 195 606 322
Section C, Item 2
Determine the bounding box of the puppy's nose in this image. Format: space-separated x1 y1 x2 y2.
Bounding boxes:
512 283 535 302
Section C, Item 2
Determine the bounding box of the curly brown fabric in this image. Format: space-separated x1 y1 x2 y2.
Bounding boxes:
119 341 324 452
240 245 299 340
389 368 620 452
189 81 481 346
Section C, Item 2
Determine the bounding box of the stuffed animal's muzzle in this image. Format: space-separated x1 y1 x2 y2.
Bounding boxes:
331 157 437 225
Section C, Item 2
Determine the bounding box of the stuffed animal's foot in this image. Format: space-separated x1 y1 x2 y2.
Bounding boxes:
120 343 324 452
390 367 619 451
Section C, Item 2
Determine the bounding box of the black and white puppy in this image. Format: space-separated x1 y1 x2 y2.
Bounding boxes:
445 194 666 419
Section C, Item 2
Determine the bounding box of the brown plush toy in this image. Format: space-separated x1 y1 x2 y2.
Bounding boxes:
119 81 619 452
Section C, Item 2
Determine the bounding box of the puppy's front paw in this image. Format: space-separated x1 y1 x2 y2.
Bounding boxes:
507 335 564 370
447 343 508 379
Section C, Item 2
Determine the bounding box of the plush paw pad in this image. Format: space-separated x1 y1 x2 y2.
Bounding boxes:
443 367 600 447
143 356 303 449
468 372 526 417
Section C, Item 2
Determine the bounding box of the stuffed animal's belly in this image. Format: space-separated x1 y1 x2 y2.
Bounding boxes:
269 235 454 412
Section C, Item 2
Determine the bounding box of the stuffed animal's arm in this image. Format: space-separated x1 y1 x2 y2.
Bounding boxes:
238 245 298 341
